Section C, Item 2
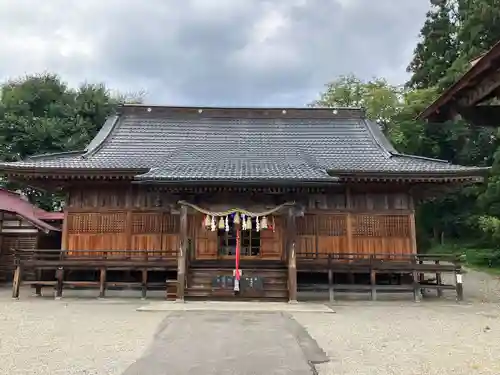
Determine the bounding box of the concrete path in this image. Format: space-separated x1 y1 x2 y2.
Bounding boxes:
137 300 335 313
122 311 328 375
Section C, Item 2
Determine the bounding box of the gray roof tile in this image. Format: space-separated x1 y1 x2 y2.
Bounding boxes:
0 106 488 181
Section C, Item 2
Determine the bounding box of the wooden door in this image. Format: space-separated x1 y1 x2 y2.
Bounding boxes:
260 217 283 260
195 226 218 260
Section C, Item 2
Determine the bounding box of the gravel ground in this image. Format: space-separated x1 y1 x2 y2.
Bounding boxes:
294 302 500 375
293 268 500 375
0 268 499 375
0 289 166 375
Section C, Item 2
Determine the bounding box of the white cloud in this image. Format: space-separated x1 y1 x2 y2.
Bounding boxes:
0 0 430 106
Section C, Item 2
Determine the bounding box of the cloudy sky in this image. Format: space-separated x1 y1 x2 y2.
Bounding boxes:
0 0 429 106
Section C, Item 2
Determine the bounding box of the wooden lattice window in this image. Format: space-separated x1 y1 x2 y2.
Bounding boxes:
68 213 99 233
162 214 179 234
98 213 126 233
380 215 410 237
132 213 162 233
317 215 346 236
353 215 410 237
296 215 316 236
67 213 126 233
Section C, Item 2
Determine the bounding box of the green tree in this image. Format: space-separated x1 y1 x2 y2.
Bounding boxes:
0 73 144 209
311 74 402 135
406 1 458 90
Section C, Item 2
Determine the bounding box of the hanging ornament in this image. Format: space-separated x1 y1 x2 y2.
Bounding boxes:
203 215 211 228
225 216 229 232
218 217 225 230
261 216 268 230
234 212 240 225
246 216 252 230
210 216 216 232
256 216 260 232
242 214 247 230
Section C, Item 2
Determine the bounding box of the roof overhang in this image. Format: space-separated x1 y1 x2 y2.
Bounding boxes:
1 167 149 179
132 178 342 187
418 40 500 122
330 169 489 183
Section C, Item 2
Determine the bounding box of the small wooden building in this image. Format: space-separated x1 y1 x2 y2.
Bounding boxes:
0 189 62 281
419 40 500 125
0 105 487 300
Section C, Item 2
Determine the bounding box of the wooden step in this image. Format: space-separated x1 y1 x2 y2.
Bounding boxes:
187 267 288 301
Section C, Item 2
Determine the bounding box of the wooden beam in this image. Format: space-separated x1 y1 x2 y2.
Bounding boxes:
287 207 297 303
176 204 188 301
458 68 500 107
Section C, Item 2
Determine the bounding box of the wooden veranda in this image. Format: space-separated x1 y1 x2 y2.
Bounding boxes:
11 248 464 302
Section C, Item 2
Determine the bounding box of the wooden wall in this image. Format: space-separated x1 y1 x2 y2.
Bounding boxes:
296 190 414 258
0 211 39 281
64 184 415 260
65 185 180 257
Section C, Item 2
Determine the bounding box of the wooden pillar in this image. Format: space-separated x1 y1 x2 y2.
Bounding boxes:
346 186 354 285
55 267 64 299
455 267 464 302
328 255 334 302
176 204 188 302
346 186 353 255
370 255 377 301
141 269 148 299
287 207 297 303
409 196 417 255
99 268 106 298
412 256 421 303
435 260 443 298
61 206 69 252
12 265 21 299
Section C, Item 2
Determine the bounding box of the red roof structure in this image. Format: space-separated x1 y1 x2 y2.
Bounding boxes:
0 189 62 233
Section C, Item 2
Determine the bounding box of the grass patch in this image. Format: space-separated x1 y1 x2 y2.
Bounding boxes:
426 243 500 275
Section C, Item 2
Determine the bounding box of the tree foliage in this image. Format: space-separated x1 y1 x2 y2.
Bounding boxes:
406 2 458 90
0 73 143 209
313 0 500 258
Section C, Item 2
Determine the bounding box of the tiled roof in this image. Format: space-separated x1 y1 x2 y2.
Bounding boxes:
0 105 488 182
